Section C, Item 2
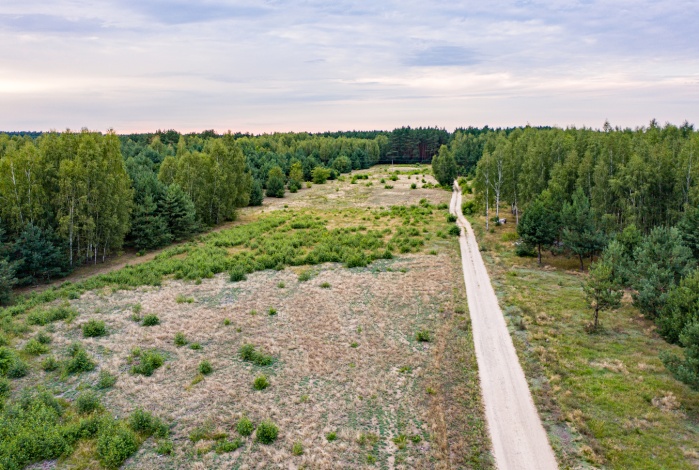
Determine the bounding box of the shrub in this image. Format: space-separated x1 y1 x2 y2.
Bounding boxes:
410 183 417 189
174 332 188 347
156 440 173 455
27 305 76 326
515 242 537 257
298 270 312 282
253 374 269 390
199 360 213 375
237 416 254 436
141 314 160 326
277 281 285 288
215 438 242 453
132 303 142 314
239 344 273 366
223 318 231 326
256 420 279 444
292 441 304 455
346 253 368 268
130 349 164 376
97 370 117 389
36 332 52 344
82 319 107 338
448 225 461 236
65 345 96 374
24 338 50 355
42 355 59 372
7 359 28 378
320 282 331 289
326 431 337 442
129 408 168 437
229 268 247 282
446 213 457 223
268 307 277 316
76 391 101 414
312 167 331 184
189 342 202 350
461 200 475 215
415 330 431 342
175 294 194 304
392 434 408 449
97 423 139 469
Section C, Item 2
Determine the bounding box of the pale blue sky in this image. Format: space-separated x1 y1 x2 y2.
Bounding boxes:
1 1 698 132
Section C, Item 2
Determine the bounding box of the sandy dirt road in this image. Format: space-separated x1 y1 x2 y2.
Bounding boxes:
450 184 558 470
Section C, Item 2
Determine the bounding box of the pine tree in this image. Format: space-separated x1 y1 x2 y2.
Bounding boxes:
517 195 560 265
249 180 264 206
266 166 285 198
678 205 699 260
12 224 69 285
583 258 623 331
561 188 606 270
129 194 172 251
0 259 15 305
661 321 699 390
161 184 198 240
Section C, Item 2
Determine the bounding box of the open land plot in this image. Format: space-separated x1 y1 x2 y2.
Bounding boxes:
462 189 699 469
4 166 492 469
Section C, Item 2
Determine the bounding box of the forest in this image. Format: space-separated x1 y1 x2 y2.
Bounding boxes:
434 120 699 391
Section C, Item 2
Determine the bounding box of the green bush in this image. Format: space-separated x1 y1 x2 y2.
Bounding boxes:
82 319 107 338
446 213 457 223
130 349 164 376
215 438 242 453
7 359 28 378
268 307 277 316
239 344 274 366
141 314 160 326
461 200 475 216
42 355 59 372
65 345 96 374
24 338 50 356
36 332 52 344
298 270 312 282
26 305 76 326
97 370 117 389
189 342 202 350
229 268 247 282
410 183 417 189
96 423 139 469
256 420 279 444
174 332 188 346
199 360 213 375
156 440 173 455
236 416 254 436
326 431 337 442
128 408 168 437
312 167 331 184
0 377 10 399
515 242 537 257
253 374 269 390
76 391 101 414
415 330 431 342
448 225 461 236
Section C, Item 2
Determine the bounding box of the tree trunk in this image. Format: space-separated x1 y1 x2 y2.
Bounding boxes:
579 253 584 272
537 244 542 265
593 306 599 330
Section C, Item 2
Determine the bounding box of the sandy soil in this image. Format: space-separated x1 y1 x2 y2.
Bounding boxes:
450 184 558 470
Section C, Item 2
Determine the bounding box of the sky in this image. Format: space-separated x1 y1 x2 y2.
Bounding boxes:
1 0 698 133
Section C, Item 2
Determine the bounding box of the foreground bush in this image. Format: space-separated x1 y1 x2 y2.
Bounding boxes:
239 344 273 366
255 420 279 444
130 349 164 376
82 319 107 338
97 422 139 469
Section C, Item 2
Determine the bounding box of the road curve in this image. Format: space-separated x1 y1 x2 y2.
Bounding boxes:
450 183 558 470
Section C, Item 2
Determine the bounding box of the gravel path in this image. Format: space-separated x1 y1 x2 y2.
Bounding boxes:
450 183 558 470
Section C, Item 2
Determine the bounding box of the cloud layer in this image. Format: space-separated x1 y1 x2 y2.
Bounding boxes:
1 0 698 132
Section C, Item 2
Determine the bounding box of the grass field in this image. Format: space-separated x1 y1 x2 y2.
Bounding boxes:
2 166 492 469
466 196 699 469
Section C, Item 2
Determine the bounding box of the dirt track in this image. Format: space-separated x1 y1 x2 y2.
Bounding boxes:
450 184 558 470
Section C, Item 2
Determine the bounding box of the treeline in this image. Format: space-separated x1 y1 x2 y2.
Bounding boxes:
455 120 699 390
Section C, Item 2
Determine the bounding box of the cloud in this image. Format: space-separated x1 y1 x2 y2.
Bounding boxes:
121 1 270 25
405 46 480 67
0 13 108 34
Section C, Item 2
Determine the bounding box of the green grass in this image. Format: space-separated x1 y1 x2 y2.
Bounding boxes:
471 210 699 469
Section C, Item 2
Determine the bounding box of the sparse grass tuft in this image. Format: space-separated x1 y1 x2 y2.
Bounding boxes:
189 342 202 350
392 434 408 449
277 281 285 288
298 270 312 282
41 355 59 372
175 294 194 304
156 440 173 455
223 318 231 326
320 282 331 288
268 307 277 316
292 441 304 456
215 438 242 453
97 370 117 389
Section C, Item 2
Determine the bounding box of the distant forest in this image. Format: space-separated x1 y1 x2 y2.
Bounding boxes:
1 122 696 297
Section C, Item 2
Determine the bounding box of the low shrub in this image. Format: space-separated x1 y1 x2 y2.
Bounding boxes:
189 342 202 350
326 431 337 442
229 268 247 282
410 183 417 189
237 416 254 436
156 440 173 455
141 314 160 326
97 370 117 389
461 200 476 215
129 408 168 437
448 225 461 236
130 349 164 376
175 294 194 304
82 319 107 338
199 360 213 375
42 355 59 372
415 330 431 342
446 213 457 223
174 332 188 347
268 307 277 316
64 344 96 374
0 377 10 398
36 332 52 344
26 305 76 326
515 242 537 257
298 270 312 282
239 344 274 366
76 391 101 414
292 441 304 455
215 438 242 453
24 338 50 355
256 420 279 444
97 423 139 469
253 374 269 390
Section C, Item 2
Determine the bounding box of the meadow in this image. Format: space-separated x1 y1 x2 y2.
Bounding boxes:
0 166 492 469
